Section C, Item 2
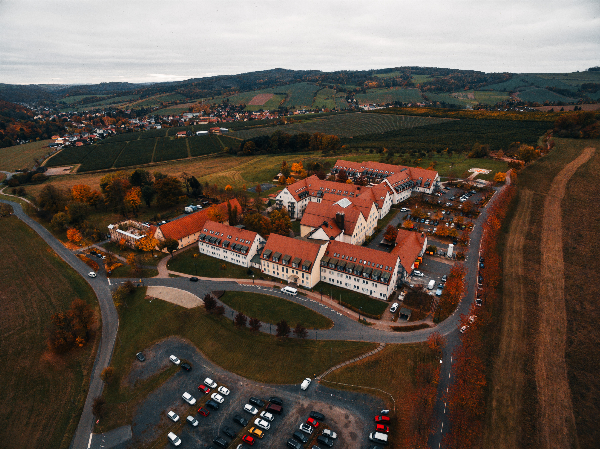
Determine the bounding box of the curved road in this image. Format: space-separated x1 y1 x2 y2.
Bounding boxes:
3 185 500 448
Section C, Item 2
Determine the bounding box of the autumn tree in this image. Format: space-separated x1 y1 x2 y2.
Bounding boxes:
154 176 184 207
207 205 226 223
0 203 12 216
244 212 271 235
249 317 262 332
293 322 308 339
276 319 290 338
269 209 291 236
158 238 179 257
50 211 69 230
383 224 398 242
66 228 82 243
38 184 67 214
203 294 217 312
402 219 414 229
494 172 506 183
71 184 94 203
101 367 115 384
336 169 348 183
124 187 142 214
234 312 248 327
136 232 159 256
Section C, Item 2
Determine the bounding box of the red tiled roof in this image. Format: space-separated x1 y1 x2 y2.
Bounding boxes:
324 240 398 284
391 229 426 271
301 197 366 235
201 220 259 245
159 199 241 241
262 234 323 270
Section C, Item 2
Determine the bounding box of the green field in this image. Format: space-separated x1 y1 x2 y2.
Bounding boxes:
0 216 98 449
218 291 333 329
315 282 389 318
355 87 423 104
0 139 54 171
98 287 376 431
167 248 261 279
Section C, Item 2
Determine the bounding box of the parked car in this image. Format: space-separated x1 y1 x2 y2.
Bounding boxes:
475 298 483 306
249 397 265 407
189 277 199 282
441 275 447 282
197 407 210 417
436 288 443 296
182 392 196 405
412 270 424 277
167 411 179 422
374 415 390 423
88 272 97 278
460 325 468 333
306 417 320 428
310 411 325 421
244 404 258 415
287 438 302 449
206 399 219 410
135 352 145 362
248 427 264 438
204 377 217 388
376 424 390 433
254 418 270 430
241 435 255 445
322 429 337 439
260 411 274 421
213 436 228 448
389 302 399 313
269 396 283 406
299 423 313 434
198 384 210 394
218 386 230 396
186 415 199 427
266 403 282 414
301 378 311 390
169 355 181 365
222 426 237 438
233 414 249 426
180 362 192 371
293 430 309 444
167 432 181 446
211 393 224 404
317 435 335 447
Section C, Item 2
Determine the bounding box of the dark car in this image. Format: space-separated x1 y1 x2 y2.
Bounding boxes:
441 275 447 283
309 411 325 421
269 396 283 406
317 435 334 447
180 362 192 371
287 439 302 449
206 399 219 410
369 446 384 449
479 256 484 263
136 352 145 362
293 431 309 444
249 397 265 407
190 277 199 282
213 436 228 448
233 414 248 426
479 262 484 269
197 407 210 417
222 426 237 438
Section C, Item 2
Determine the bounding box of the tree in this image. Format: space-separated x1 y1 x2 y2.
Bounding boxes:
50 211 69 230
276 319 290 338
249 317 262 332
207 205 226 223
270 209 291 236
136 232 159 255
336 169 348 183
66 201 90 225
462 200 473 214
494 172 506 183
124 187 142 214
244 212 271 235
0 203 12 216
293 322 308 339
92 396 105 418
141 184 156 207
234 312 247 327
402 219 414 229
204 294 217 312
517 144 540 163
38 185 67 214
66 228 82 243
100 367 115 384
159 238 179 257
427 332 446 356
129 169 152 187
70 184 93 203
154 176 184 207
384 224 398 242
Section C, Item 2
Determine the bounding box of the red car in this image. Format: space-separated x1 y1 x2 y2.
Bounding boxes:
197 407 210 417
376 424 390 433
375 415 390 423
306 417 320 428
242 435 255 445
198 385 211 394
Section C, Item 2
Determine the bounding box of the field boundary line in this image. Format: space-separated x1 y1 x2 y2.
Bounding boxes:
317 343 386 379
151 138 158 163
535 146 595 449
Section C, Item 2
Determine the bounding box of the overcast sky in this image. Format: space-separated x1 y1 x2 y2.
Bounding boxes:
1 0 599 85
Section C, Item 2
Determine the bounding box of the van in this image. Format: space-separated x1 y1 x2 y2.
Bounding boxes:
281 286 297 296
266 403 282 414
428 280 435 290
369 432 389 445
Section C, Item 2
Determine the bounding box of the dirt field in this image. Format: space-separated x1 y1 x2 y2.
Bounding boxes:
0 216 98 449
535 147 595 449
249 93 275 105
485 189 534 449
146 286 204 308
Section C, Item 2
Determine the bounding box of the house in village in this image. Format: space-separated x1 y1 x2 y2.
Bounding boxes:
198 220 265 268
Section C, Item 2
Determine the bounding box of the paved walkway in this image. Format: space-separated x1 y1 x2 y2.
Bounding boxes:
317 343 386 379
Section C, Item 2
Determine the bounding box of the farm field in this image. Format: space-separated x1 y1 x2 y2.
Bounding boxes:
230 112 452 140
355 87 423 105
0 216 98 449
98 287 376 431
0 139 54 171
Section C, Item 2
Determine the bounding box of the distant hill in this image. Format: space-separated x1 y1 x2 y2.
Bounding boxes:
2 67 600 112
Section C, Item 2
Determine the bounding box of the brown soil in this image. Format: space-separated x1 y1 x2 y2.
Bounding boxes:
535 147 595 449
485 188 534 449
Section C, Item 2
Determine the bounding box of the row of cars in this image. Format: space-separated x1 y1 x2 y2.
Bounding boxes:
224 396 284 447
460 255 484 333
368 413 391 447
286 411 335 449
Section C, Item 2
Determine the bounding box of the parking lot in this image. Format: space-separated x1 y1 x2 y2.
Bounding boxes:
126 337 386 449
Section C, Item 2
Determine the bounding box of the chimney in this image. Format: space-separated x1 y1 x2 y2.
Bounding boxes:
335 212 345 230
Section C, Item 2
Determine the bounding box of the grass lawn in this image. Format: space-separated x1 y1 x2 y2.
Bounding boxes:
109 264 158 278
167 247 261 279
314 282 389 318
324 343 440 447
0 139 54 171
0 216 98 449
101 241 163 267
218 291 333 329
98 287 377 432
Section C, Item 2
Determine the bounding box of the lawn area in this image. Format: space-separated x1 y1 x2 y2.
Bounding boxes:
218 291 333 329
314 282 389 318
167 247 259 279
101 241 164 267
0 216 99 449
324 343 440 448
98 287 377 432
0 139 54 171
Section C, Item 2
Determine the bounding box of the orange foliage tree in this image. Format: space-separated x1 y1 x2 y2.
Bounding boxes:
66 228 82 243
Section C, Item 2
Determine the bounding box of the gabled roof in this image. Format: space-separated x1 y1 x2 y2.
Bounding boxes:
261 234 323 271
159 199 241 241
324 240 399 284
301 197 366 236
200 220 261 249
392 229 426 271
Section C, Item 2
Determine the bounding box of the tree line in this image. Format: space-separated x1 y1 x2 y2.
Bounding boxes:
234 131 342 156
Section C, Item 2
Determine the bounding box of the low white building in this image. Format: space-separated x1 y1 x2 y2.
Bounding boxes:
198 221 265 268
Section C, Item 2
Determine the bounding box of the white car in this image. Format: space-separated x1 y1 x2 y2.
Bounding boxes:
301 378 311 390
182 392 196 405
211 392 224 404
88 271 97 278
412 270 424 277
322 429 337 439
167 432 181 446
469 315 476 324
204 377 217 388
254 418 270 430
260 411 274 422
400 207 410 212
460 325 468 333
389 302 399 313
299 423 313 434
217 386 230 396
167 410 179 422
186 415 199 427
169 355 180 365
244 404 258 415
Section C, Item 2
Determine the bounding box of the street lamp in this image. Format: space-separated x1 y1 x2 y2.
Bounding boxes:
359 307 362 322
252 274 254 284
